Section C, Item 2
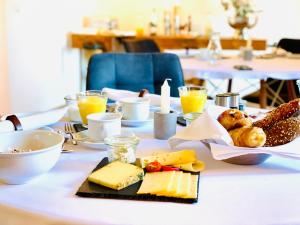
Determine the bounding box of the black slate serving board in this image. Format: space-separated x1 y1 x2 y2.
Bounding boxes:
76 157 200 204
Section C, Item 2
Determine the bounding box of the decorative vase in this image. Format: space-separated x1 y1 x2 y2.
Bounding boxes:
228 14 258 39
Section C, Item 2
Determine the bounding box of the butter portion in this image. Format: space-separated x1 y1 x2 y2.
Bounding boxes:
139 150 197 168
88 161 144 190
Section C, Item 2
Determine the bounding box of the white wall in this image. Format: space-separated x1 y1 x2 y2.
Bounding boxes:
4 0 86 113
0 0 10 113
1 0 300 114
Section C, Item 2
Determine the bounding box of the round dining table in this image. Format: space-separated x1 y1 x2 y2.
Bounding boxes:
0 114 300 225
180 56 300 108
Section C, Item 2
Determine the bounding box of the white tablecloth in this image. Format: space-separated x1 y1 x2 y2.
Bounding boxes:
180 57 300 80
1 120 300 225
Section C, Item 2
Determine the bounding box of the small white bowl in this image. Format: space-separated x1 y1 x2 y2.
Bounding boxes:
0 130 64 184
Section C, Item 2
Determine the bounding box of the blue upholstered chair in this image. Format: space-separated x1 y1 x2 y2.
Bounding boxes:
86 53 185 97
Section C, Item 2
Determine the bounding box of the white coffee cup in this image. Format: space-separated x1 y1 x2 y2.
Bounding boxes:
87 112 122 141
117 97 150 121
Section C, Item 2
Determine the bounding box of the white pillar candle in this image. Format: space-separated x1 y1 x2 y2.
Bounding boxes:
160 79 171 114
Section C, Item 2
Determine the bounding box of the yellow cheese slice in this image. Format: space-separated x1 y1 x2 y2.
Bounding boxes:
175 172 191 197
139 150 197 168
137 171 175 195
183 174 199 199
174 160 205 172
156 171 182 196
88 161 144 190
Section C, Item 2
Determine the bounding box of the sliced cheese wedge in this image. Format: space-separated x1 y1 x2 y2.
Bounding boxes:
88 161 144 190
137 171 175 194
174 160 205 172
139 150 197 168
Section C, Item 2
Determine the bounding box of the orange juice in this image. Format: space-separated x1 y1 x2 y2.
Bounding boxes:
180 90 207 114
78 96 107 124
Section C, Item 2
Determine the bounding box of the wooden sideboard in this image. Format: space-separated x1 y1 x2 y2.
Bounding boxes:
69 33 267 52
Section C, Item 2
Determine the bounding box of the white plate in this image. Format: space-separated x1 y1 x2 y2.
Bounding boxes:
72 130 106 149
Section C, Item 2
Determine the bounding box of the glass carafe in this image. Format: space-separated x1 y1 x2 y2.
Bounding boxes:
207 32 222 65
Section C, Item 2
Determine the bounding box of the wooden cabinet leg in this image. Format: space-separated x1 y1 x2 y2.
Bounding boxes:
260 79 267 108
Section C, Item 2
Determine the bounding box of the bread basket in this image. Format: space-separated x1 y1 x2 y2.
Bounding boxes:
222 153 271 165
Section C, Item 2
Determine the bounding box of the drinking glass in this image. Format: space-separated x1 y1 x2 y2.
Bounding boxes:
64 94 82 122
77 90 107 125
297 80 300 94
178 86 208 114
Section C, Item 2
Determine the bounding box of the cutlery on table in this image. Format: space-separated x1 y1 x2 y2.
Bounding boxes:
57 130 75 153
64 122 77 145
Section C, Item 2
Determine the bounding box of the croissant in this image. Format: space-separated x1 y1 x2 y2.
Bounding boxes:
229 127 266 148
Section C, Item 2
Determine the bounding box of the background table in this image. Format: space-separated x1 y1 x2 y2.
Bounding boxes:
1 119 300 225
180 57 300 108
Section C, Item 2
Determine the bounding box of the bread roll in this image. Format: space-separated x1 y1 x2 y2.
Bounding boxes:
264 116 300 147
253 98 300 130
229 127 266 148
218 109 252 131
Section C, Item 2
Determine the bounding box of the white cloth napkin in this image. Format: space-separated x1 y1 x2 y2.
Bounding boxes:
102 87 181 108
168 105 300 160
0 105 67 133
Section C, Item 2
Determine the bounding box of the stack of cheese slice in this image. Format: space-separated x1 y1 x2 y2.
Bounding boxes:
137 171 198 199
139 149 205 173
88 161 144 190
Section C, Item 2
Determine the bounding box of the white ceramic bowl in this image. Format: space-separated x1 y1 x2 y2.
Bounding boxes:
0 130 64 184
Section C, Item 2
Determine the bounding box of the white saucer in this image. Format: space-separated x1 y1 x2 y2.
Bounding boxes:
72 130 106 149
121 118 153 127
121 112 154 127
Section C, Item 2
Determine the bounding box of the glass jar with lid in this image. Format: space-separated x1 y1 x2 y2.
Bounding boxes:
104 132 140 164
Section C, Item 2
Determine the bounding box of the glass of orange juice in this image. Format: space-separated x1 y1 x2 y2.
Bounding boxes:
178 86 207 114
77 90 107 126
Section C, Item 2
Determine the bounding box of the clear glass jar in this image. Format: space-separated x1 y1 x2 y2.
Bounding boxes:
104 133 140 164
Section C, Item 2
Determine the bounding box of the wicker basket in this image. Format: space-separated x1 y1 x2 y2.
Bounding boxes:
222 153 271 165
